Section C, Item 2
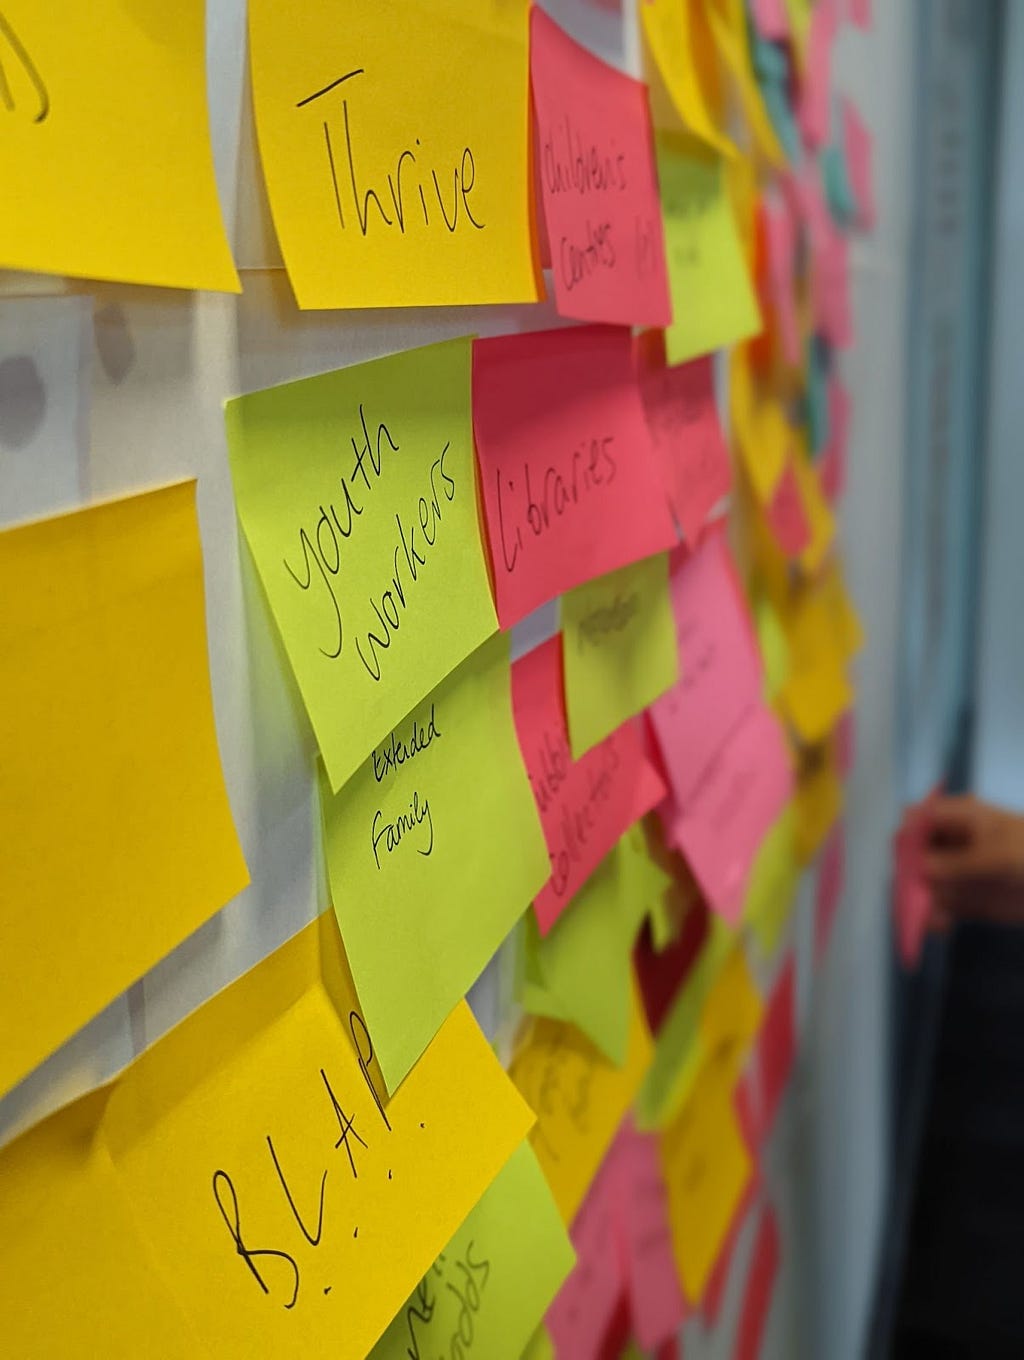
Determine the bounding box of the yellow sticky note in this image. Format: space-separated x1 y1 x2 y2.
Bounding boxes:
756 597 791 704
705 0 786 167
0 3 238 290
0 911 533 1360
321 634 548 1091
522 1326 556 1360
248 0 541 309
699 947 764 1064
640 0 736 158
730 347 789 505
371 1142 574 1360
818 561 865 659
511 981 653 1223
518 833 655 1066
780 579 855 745
785 0 813 65
661 1055 753 1303
226 338 498 794
743 803 800 957
561 553 679 758
0 483 248 1099
791 443 835 575
658 136 763 366
795 758 843 864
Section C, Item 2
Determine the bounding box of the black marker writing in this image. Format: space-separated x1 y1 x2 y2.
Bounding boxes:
373 704 441 783
372 790 434 868
494 437 617 575
212 1170 301 1309
0 11 49 123
349 1010 392 1132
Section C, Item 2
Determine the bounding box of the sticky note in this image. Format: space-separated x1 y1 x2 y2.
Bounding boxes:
615 1121 688 1349
546 1148 627 1359
703 0 786 166
321 634 548 1091
648 533 764 808
795 757 843 863
822 142 857 228
893 807 931 967
743 803 800 958
0 483 248 1099
247 0 540 309
848 0 872 30
734 1206 781 1360
0 3 237 290
637 341 733 542
791 442 837 575
518 829 663 1065
843 98 876 230
835 709 856 776
226 338 498 794
522 1326 556 1360
815 822 845 961
756 598 791 704
762 198 801 368
730 346 790 504
512 635 666 935
657 137 763 366
812 218 854 349
562 553 679 758
640 0 736 157
765 456 813 558
779 581 855 745
371 1142 574 1360
750 957 796 1140
798 0 839 149
666 703 793 923
785 0 814 60
752 0 790 39
511 982 653 1223
660 1055 754 1304
0 913 533 1359
820 378 851 503
530 8 671 326
473 325 676 628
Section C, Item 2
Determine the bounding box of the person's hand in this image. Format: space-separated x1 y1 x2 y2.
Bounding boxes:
919 795 1024 929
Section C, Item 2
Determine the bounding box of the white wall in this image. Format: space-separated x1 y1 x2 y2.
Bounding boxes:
0 3 917 1356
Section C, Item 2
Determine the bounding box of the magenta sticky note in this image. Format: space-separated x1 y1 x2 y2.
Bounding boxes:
751 0 790 40
616 1121 687 1350
649 533 764 811
546 1149 626 1360
753 957 796 1140
733 1206 781 1360
763 198 801 368
663 702 793 923
473 325 677 628
813 224 853 349
819 379 851 504
766 459 812 558
530 8 671 327
842 98 876 231
798 0 839 150
638 343 732 543
512 635 666 934
815 822 845 962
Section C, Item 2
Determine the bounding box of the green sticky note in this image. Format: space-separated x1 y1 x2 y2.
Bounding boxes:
518 839 637 1066
522 1325 556 1360
370 1142 574 1360
561 553 679 759
226 337 499 793
743 802 800 958
657 136 763 366
635 915 735 1130
756 597 791 704
321 634 549 1091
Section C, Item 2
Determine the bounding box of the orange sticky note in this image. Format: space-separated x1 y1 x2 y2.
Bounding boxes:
512 637 666 934
473 325 677 628
0 483 248 1098
531 8 671 326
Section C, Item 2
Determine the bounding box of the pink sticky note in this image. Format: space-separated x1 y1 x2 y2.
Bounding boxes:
799 0 839 150
649 533 764 809
842 98 876 231
616 1121 687 1350
733 1207 781 1360
763 200 801 368
894 805 933 967
753 957 796 1141
848 0 871 29
766 459 812 558
531 8 671 327
813 224 854 349
547 1150 627 1360
638 344 732 543
513 635 666 933
664 702 793 923
815 822 845 962
819 379 851 504
835 708 855 775
474 325 677 628
751 0 790 40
